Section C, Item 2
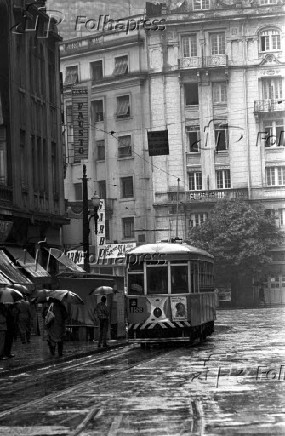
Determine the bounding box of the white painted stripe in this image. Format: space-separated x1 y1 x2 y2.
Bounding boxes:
176 322 184 327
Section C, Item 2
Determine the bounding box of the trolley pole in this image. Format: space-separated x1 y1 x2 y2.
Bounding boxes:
82 164 90 273
175 178 180 239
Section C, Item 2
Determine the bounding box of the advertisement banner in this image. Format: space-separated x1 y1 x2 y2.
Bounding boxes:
98 242 136 260
72 86 89 163
170 296 187 321
96 199 105 250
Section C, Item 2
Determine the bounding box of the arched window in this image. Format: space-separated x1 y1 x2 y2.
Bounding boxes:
260 29 281 52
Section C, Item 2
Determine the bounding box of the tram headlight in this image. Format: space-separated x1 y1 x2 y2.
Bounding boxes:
153 307 162 318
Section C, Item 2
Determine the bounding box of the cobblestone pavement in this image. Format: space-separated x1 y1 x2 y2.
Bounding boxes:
0 307 284 435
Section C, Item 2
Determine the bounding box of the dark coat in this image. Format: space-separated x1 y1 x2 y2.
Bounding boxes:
46 300 67 343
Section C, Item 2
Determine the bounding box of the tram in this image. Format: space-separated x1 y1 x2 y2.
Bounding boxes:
126 241 216 345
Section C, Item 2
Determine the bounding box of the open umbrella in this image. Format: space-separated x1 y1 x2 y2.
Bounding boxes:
11 284 30 294
89 286 113 296
0 287 23 304
34 289 84 305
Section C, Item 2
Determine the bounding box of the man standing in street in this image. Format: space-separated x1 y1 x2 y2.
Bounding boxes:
94 296 109 348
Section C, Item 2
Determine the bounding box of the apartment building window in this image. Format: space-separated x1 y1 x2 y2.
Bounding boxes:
121 176 134 198
64 65 78 85
116 95 130 118
92 100 104 122
31 135 37 190
51 141 57 193
260 29 281 52
74 183 82 200
213 83 227 104
98 180 106 199
181 35 197 57
266 209 285 227
260 0 277 4
189 213 208 228
90 60 103 82
185 83 199 106
66 104 73 144
216 169 231 189
96 140 105 160
210 33 225 55
20 130 26 187
186 126 200 152
118 135 132 158
113 55 128 75
122 217 134 239
0 128 7 185
264 119 285 147
262 78 283 100
215 123 229 151
193 0 210 9
189 172 202 191
266 166 285 186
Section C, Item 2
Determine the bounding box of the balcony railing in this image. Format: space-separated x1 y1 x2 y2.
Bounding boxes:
179 55 228 69
154 188 248 205
254 100 285 113
0 185 13 202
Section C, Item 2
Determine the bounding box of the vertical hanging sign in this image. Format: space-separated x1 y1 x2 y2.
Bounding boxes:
72 86 89 163
97 199 105 254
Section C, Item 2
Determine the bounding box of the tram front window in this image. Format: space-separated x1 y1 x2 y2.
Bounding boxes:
128 273 144 295
171 265 188 294
147 266 168 294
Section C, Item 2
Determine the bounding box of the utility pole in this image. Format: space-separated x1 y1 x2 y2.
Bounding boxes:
82 164 90 273
175 178 180 239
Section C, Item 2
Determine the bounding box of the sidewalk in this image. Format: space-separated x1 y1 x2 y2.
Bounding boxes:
0 335 128 378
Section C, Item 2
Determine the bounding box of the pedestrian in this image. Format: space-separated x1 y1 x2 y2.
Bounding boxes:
17 297 32 344
94 295 109 348
0 303 7 360
3 303 18 358
44 298 67 357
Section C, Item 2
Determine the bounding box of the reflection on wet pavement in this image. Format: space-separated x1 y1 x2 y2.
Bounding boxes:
0 307 284 435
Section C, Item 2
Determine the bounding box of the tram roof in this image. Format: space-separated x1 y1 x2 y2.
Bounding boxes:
127 243 213 259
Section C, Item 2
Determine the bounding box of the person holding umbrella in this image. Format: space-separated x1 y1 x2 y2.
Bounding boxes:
44 297 68 357
94 295 110 348
17 296 32 344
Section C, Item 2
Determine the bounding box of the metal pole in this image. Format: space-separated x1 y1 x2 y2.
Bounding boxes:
94 205 98 261
176 178 180 239
82 164 90 273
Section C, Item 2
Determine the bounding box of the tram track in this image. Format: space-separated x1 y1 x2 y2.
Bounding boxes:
0 344 181 422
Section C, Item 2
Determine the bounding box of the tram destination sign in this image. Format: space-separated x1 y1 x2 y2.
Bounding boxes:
147 130 169 156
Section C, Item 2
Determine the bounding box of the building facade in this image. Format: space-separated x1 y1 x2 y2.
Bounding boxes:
0 0 66 269
61 0 285 302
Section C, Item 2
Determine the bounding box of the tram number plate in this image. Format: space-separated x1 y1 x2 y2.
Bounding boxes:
130 307 144 313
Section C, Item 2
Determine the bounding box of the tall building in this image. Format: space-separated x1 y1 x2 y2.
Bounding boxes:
61 0 285 302
0 0 67 270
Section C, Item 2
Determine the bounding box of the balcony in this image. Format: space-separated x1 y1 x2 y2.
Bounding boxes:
0 185 13 202
154 188 248 205
254 100 285 114
179 55 228 70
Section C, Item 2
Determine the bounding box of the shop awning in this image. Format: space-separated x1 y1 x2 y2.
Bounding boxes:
5 247 52 284
0 271 12 285
0 250 33 288
46 248 85 273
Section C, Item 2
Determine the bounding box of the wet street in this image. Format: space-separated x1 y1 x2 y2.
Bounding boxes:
0 307 284 435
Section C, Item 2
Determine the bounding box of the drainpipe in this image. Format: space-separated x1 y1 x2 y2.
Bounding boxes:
243 22 252 200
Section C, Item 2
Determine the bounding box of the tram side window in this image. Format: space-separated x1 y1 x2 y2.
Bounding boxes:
128 273 144 295
199 261 214 291
147 266 168 294
191 261 199 293
171 265 188 294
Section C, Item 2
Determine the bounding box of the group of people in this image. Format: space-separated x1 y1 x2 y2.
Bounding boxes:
43 295 110 358
0 297 32 360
